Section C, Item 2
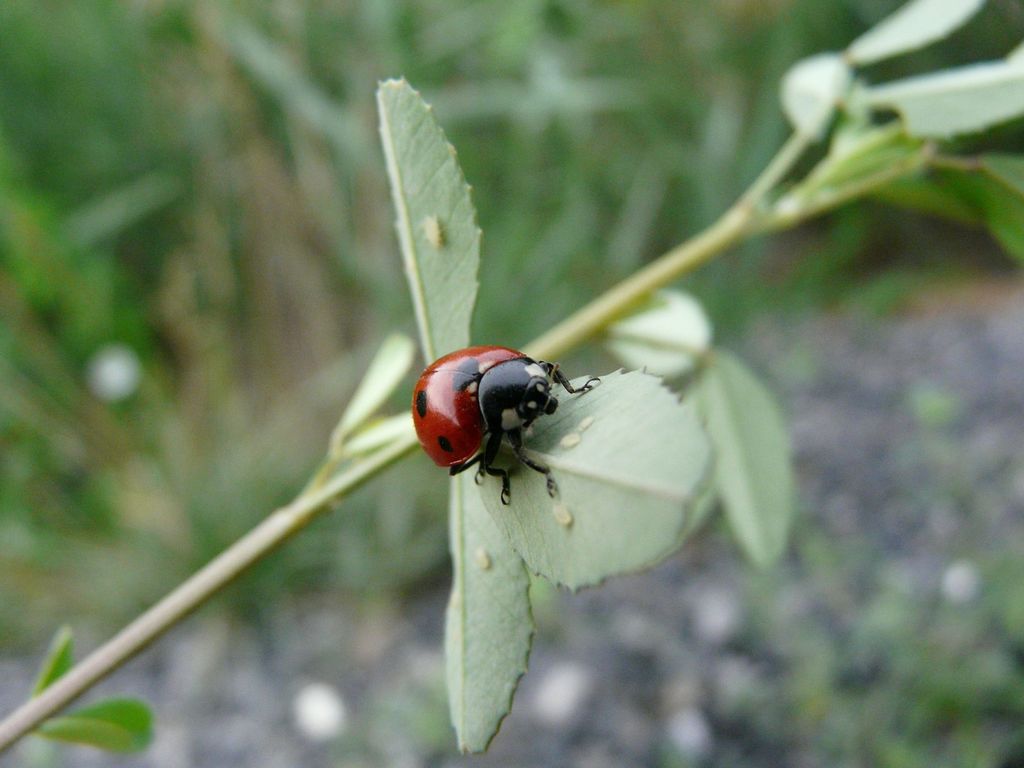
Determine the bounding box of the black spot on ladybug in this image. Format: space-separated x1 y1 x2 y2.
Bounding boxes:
416 390 428 418
438 435 454 452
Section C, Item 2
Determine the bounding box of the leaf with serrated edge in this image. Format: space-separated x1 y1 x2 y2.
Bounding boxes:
847 0 987 65
606 290 712 379
36 699 153 753
377 79 480 362
781 53 851 139
859 58 1024 138
697 351 794 567
330 333 415 454
446 474 532 753
479 370 711 589
32 626 74 696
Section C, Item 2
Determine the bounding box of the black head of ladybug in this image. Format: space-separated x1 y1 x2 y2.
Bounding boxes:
477 358 560 436
466 355 598 504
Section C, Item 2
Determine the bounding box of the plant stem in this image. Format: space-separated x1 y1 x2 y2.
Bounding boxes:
525 204 753 361
738 132 813 210
0 433 418 755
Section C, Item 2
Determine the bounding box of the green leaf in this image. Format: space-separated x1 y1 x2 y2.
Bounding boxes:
697 351 795 567
872 174 985 225
780 53 851 139
479 370 712 589
31 626 74 696
342 412 415 457
680 482 719 539
858 58 1024 138
330 333 415 455
847 0 987 66
984 154 1024 195
446 474 532 753
791 123 927 205
875 154 1024 260
606 290 712 379
377 79 481 362
36 698 153 753
974 155 1024 258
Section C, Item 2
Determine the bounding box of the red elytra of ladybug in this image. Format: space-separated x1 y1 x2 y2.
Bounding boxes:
412 345 599 504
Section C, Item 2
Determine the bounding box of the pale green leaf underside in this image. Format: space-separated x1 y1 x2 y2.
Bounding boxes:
377 79 480 362
446 474 532 753
860 59 1024 138
781 53 852 139
480 370 711 589
606 290 712 379
36 699 153 753
697 351 794 567
847 0 987 65
331 333 415 453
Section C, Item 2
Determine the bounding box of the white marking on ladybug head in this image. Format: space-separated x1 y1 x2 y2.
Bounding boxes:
524 362 545 379
526 400 538 409
466 381 478 394
478 360 496 374
501 408 522 430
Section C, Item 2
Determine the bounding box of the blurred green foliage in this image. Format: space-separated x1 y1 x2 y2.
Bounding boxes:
0 0 1021 640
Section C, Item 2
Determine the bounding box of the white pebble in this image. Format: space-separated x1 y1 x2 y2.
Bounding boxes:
692 586 741 645
942 560 981 604
666 706 712 758
532 663 594 726
86 344 141 401
293 682 347 741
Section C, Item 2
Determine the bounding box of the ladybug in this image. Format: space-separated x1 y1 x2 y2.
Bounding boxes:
412 346 599 504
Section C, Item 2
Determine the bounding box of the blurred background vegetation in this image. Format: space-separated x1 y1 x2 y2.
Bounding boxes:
1 0 1022 761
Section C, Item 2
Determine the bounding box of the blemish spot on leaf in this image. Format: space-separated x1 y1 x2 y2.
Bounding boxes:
474 546 492 570
552 502 573 528
577 415 595 432
422 215 445 248
559 432 582 449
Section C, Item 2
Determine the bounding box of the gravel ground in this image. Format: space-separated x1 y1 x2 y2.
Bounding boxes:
4 285 1024 767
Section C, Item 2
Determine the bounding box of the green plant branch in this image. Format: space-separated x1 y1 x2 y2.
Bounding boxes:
738 132 814 211
0 125 932 755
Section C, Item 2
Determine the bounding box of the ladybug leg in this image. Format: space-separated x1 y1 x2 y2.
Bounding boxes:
449 443 510 502
507 429 558 498
470 431 511 504
449 453 481 477
550 366 600 395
